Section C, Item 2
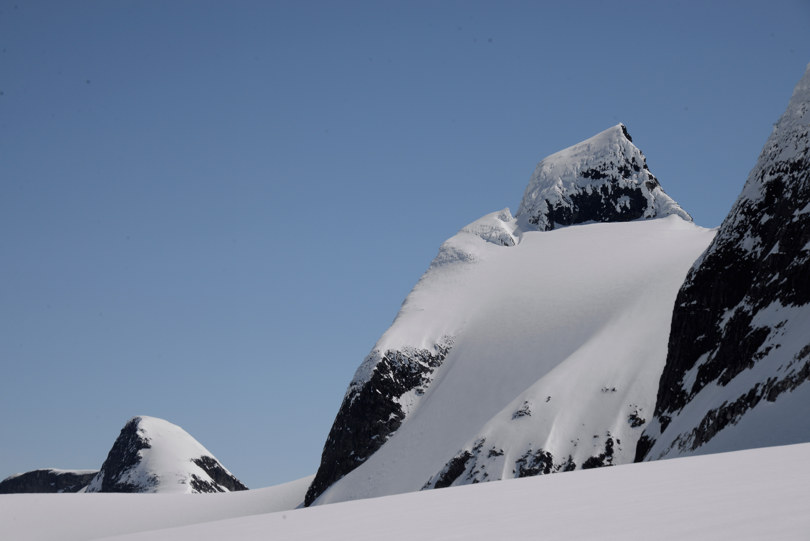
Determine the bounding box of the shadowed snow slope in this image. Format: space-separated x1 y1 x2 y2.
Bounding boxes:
86 416 248 494
4 443 805 541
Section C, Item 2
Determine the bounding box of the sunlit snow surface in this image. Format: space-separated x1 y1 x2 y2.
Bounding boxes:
3 444 808 540
324 215 715 503
0 475 312 541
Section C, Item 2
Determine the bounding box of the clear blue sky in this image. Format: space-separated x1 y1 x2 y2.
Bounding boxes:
2 0 808 488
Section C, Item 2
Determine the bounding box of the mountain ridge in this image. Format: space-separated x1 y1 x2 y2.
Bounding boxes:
636 64 810 461
306 125 708 505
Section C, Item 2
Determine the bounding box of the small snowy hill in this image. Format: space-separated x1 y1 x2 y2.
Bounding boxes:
85 416 248 494
3 444 807 541
306 126 712 505
638 64 810 461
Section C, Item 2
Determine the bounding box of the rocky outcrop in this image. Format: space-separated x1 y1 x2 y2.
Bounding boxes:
516 124 690 231
637 65 810 461
0 469 97 494
87 417 153 493
305 339 453 505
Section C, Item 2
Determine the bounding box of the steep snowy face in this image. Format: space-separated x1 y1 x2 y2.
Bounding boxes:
637 65 810 462
305 126 700 506
0 469 97 494
308 216 710 505
304 211 518 505
516 124 691 231
85 416 248 493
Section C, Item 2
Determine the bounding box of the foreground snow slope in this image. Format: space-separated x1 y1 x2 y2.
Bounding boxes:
18 443 803 541
0 475 312 541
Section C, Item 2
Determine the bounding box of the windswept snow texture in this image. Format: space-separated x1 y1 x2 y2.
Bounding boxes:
7 444 807 541
311 213 712 505
85 416 248 494
638 65 810 462
516 124 691 231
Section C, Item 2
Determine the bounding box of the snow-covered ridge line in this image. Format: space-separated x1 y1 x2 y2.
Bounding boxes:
2 468 97 482
0 469 99 494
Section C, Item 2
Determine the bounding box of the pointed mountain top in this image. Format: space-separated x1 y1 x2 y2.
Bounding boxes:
85 416 247 494
516 124 691 231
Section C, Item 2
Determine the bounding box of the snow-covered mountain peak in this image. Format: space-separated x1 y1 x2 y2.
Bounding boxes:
304 123 705 506
516 124 691 231
85 416 247 493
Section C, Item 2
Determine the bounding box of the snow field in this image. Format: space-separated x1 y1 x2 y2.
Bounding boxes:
4 443 803 541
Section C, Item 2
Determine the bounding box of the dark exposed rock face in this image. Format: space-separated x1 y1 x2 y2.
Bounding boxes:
90 417 154 493
516 124 691 231
0 469 97 494
429 450 475 489
422 436 618 490
305 339 452 505
190 456 248 493
637 66 810 461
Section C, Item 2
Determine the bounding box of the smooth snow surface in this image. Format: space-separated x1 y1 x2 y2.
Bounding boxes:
4 444 807 540
324 215 714 503
0 475 312 541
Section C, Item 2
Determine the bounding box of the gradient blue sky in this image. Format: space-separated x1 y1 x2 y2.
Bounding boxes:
2 0 809 488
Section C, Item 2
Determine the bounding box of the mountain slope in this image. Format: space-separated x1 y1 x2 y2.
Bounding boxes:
637 64 810 461
86 416 248 494
306 126 710 505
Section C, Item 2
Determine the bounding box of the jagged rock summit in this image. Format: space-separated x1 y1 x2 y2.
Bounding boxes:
305 125 709 506
0 469 97 494
637 64 810 461
86 416 248 493
516 124 691 231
